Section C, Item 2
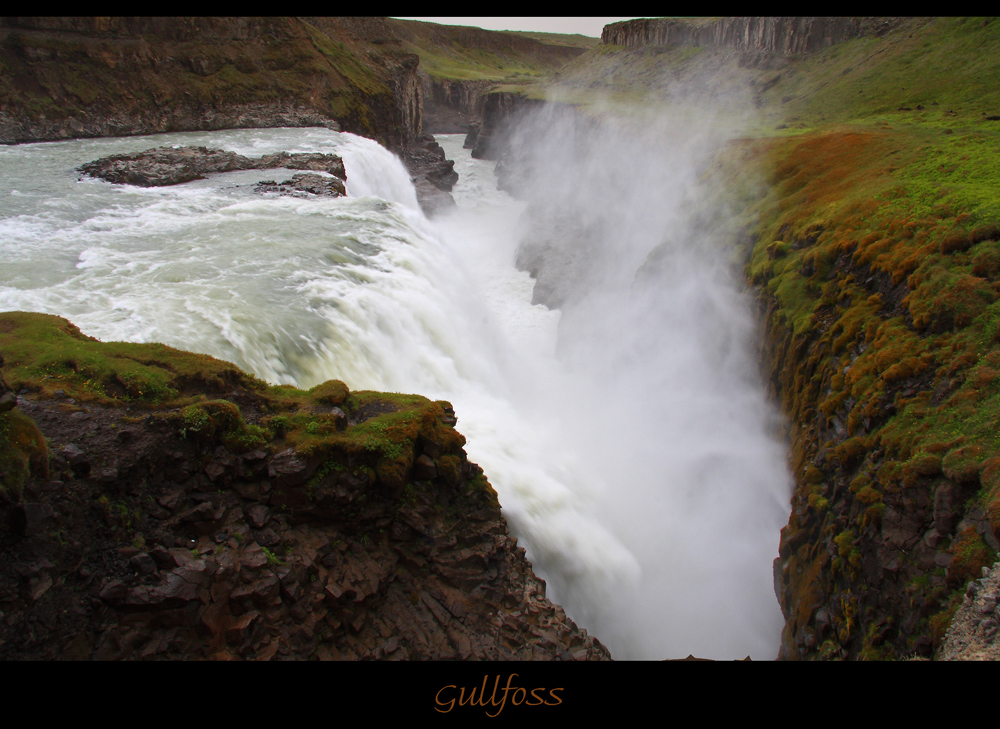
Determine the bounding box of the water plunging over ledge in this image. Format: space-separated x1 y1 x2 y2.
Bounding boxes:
0 127 790 658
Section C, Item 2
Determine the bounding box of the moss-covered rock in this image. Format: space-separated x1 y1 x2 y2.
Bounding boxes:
0 408 49 501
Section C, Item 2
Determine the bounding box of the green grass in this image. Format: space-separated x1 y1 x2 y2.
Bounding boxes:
506 31 600 50
0 311 266 406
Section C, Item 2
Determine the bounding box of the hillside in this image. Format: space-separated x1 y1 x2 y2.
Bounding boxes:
373 18 587 133
0 17 422 148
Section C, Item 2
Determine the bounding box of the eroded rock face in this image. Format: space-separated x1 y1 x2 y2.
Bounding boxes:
400 134 458 216
471 93 547 161
0 389 608 661
421 77 498 135
601 17 901 56
0 18 417 148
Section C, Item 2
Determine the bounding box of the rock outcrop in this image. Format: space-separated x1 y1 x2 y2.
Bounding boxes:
76 144 462 212
78 146 347 189
0 312 610 660
940 559 1000 660
254 174 347 199
400 134 459 215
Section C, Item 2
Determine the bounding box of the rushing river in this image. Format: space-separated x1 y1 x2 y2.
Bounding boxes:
0 127 790 659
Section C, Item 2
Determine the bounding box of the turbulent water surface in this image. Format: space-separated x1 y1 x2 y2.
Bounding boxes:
0 127 790 659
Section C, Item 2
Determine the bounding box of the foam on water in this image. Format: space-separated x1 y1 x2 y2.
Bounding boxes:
0 127 789 659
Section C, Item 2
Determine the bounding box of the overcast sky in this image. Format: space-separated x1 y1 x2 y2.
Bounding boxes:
392 17 648 38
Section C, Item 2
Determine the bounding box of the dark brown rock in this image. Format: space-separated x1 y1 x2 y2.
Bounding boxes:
401 134 458 215
78 146 347 189
254 173 346 198
0 369 609 662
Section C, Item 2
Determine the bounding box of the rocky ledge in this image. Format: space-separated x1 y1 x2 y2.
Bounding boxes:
940 559 1000 660
79 143 458 212
254 174 347 199
0 312 609 660
400 134 459 216
78 146 348 194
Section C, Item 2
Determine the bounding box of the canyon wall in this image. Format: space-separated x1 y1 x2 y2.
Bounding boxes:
601 17 903 56
420 77 497 134
486 16 1000 659
0 17 420 148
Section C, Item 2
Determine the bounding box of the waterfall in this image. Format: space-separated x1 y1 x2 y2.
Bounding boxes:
0 125 790 659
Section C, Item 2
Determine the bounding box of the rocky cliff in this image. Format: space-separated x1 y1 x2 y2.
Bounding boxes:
469 91 551 161
0 312 610 660
749 129 1000 660
421 77 498 134
0 17 423 148
601 17 903 58
372 18 584 136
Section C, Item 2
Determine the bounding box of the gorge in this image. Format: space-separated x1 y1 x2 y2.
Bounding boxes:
2 16 1000 662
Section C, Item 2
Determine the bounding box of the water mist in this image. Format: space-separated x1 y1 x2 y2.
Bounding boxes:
460 96 793 659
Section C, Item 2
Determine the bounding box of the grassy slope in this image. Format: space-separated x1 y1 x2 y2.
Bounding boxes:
506 31 600 50
385 19 583 84
541 17 1000 658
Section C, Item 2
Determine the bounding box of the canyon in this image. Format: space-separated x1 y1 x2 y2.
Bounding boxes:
2 16 1000 662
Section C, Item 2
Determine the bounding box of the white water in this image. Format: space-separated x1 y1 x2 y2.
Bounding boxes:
0 127 790 659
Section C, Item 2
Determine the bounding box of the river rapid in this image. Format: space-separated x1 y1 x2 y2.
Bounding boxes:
0 127 790 659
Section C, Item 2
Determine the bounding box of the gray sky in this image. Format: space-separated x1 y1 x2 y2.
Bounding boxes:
392 17 648 39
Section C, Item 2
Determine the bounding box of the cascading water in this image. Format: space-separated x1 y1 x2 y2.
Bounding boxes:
0 123 790 659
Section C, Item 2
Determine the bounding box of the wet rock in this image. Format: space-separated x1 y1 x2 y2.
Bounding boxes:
28 573 53 601
463 121 480 149
78 146 346 188
99 580 128 602
129 553 158 576
268 448 318 488
226 611 260 644
413 454 437 481
401 134 458 215
253 528 281 549
240 544 268 571
246 504 271 529
254 173 346 198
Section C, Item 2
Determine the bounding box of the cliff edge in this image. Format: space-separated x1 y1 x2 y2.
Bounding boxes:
0 312 609 660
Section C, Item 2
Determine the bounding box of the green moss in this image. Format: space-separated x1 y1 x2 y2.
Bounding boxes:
948 526 997 587
309 379 349 406
0 408 50 501
172 400 266 452
834 529 856 558
0 312 265 407
929 588 966 653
